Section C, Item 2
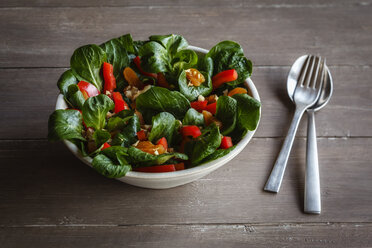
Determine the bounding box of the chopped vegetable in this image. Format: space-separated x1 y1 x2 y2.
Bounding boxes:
156 137 168 150
205 102 217 115
112 92 130 113
174 162 185 171
77 81 100 99
190 100 208 112
220 136 233 149
157 72 170 88
133 56 158 79
103 62 116 95
101 142 111 150
136 130 147 141
134 164 176 173
212 69 238 89
180 125 202 138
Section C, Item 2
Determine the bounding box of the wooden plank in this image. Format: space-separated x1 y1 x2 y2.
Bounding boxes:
1 5 372 67
1 223 371 248
0 0 369 8
0 138 371 225
1 65 371 140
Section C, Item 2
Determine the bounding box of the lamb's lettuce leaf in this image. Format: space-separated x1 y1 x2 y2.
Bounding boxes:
111 114 140 147
65 84 85 109
232 93 261 131
197 56 213 77
82 94 114 130
126 147 188 167
203 145 236 163
100 38 130 91
215 96 237 135
206 40 252 86
48 109 85 141
178 70 212 101
172 49 198 74
92 154 131 178
187 123 222 166
93 129 111 148
148 112 176 145
183 108 204 126
70 44 107 91
149 34 188 56
136 86 190 122
138 41 170 73
57 69 78 95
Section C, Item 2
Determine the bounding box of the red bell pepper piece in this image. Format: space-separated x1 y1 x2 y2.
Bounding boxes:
190 100 208 112
136 130 147 141
134 56 158 79
112 92 130 113
157 72 170 88
101 142 111 150
180 126 202 138
212 69 238 89
156 137 168 150
103 62 116 95
205 102 217 115
134 164 176 173
220 136 233 149
174 162 185 171
77 81 100 99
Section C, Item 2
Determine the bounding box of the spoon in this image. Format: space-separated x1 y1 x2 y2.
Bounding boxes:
287 55 333 214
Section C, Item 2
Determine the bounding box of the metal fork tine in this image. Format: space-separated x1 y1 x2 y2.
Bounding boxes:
314 59 326 98
309 56 321 88
298 55 312 87
304 56 316 87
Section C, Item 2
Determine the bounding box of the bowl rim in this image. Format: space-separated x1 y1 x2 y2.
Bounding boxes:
56 45 261 180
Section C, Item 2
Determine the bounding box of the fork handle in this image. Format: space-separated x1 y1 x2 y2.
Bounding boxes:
304 110 321 214
264 106 306 193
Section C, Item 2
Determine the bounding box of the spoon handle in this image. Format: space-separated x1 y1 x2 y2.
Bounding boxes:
264 106 305 193
304 110 321 214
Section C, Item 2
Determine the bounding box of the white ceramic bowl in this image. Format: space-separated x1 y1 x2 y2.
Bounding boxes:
55 46 261 189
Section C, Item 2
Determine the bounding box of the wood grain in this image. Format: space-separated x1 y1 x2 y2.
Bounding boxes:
1 65 371 140
1 138 371 226
1 223 371 248
1 4 372 68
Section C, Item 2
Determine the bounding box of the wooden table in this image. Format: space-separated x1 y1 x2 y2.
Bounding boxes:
1 0 371 247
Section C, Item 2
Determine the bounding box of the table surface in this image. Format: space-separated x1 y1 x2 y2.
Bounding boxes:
1 0 372 247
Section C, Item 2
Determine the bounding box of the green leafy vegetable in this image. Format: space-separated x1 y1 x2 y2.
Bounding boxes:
65 84 86 109
136 86 190 122
183 108 204 126
178 70 212 101
100 38 130 90
203 145 236 163
70 44 107 91
57 69 78 95
117 33 136 54
206 40 252 86
188 123 222 166
232 93 261 131
111 114 140 147
92 154 131 178
127 147 188 167
148 112 176 145
197 56 214 77
149 34 188 56
216 96 237 135
82 94 114 130
138 41 170 73
172 49 198 74
48 109 85 141
93 129 111 148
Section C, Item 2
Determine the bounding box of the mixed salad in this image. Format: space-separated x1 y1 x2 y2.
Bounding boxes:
48 34 260 177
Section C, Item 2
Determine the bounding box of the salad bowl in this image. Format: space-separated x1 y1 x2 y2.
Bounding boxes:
55 46 261 189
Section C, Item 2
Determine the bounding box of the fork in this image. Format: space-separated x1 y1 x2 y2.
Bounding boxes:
264 56 326 193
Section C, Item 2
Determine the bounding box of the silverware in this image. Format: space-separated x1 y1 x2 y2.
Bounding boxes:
264 55 326 193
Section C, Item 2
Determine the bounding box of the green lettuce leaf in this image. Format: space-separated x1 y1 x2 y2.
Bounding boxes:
82 94 114 130
48 109 85 141
216 96 237 135
148 112 176 145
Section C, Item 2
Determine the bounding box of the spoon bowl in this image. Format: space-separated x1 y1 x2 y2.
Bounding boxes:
287 55 333 110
